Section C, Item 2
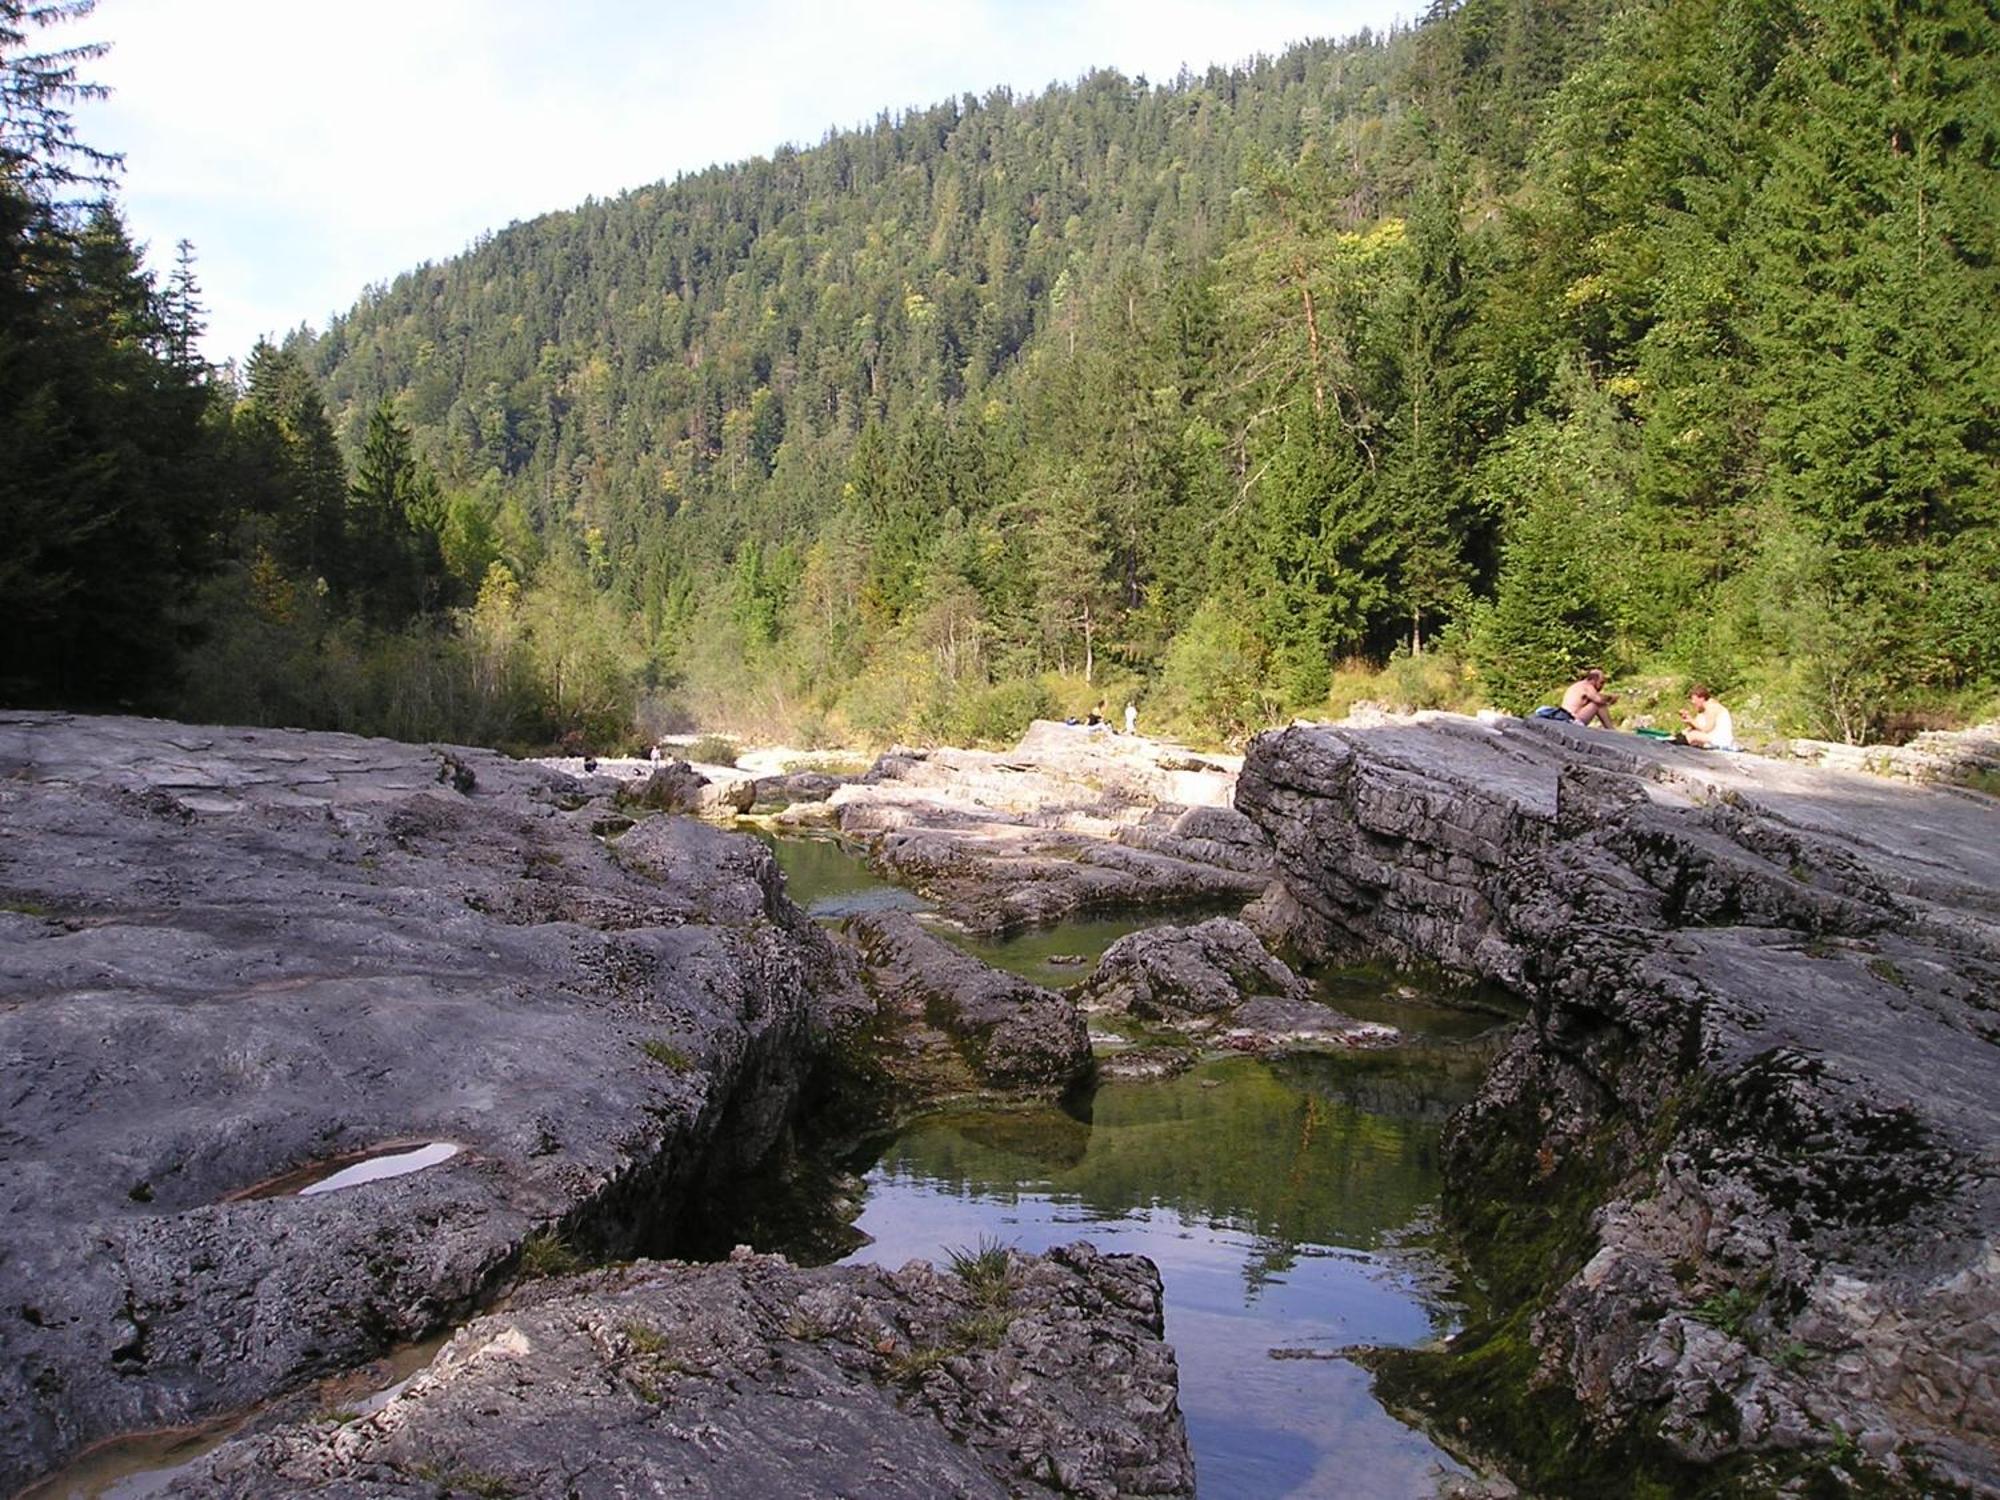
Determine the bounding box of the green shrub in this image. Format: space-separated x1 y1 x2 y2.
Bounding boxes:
954 678 1053 746
686 734 739 767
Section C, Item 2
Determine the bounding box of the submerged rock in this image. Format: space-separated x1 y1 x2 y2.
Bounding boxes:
846 911 1091 1098
1238 712 2000 1493
171 1244 1194 1499
0 712 863 1494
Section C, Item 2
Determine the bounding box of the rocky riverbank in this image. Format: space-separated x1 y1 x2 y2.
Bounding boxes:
168 1243 1192 1499
0 713 1192 1496
1237 713 2000 1495
775 722 1272 933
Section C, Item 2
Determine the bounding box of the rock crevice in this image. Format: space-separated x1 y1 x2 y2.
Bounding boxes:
1237 714 2000 1492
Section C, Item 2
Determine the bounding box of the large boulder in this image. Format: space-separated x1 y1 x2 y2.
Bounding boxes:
1079 916 1317 1019
171 1244 1195 1499
1076 916 1398 1055
0 712 862 1494
846 911 1091 1097
1237 713 2000 1493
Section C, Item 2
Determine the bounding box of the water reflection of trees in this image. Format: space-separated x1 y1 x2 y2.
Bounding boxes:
874 1056 1457 1273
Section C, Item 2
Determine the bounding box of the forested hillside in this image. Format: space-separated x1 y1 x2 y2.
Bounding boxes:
7 0 1997 751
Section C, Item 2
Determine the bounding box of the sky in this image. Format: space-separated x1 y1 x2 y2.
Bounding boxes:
77 0 1416 363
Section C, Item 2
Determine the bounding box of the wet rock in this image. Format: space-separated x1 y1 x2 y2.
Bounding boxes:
1238 712 2000 1491
0 711 864 1494
173 1243 1194 1499
846 912 1091 1098
1093 1046 1199 1083
804 721 1270 933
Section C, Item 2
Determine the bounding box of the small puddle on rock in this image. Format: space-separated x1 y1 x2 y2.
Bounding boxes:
230 1141 461 1200
19 1335 449 1498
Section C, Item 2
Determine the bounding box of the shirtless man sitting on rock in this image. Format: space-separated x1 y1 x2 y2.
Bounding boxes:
1561 668 1618 729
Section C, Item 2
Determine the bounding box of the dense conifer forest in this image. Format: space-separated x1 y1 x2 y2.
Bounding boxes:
5 0 1996 751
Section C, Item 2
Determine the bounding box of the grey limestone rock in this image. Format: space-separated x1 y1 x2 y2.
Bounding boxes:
173 1243 1193 1499
1079 915 1317 1019
845 911 1092 1098
1237 712 2000 1491
820 721 1270 934
1075 917 1398 1053
0 711 863 1494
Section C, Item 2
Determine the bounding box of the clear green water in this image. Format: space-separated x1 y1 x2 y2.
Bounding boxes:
940 912 1165 985
760 829 1498 1495
752 829 930 920
844 1054 1482 1499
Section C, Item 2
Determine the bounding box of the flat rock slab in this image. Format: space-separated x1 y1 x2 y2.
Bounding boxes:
1238 712 2000 1491
799 724 1272 933
0 712 859 1494
170 1243 1192 1499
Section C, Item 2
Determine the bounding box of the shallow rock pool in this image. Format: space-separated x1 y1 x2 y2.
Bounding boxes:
843 1055 1479 1497
758 827 1495 1495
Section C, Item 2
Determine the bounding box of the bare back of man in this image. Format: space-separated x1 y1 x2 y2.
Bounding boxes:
1561 669 1618 729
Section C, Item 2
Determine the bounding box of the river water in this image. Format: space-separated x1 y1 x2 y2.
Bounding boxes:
761 829 1497 1498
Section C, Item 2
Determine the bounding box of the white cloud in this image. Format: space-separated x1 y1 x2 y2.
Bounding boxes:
77 0 1413 360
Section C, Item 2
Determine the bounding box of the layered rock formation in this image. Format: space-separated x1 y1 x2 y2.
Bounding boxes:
782 724 1271 933
1237 714 2000 1493
0 712 869 1492
174 1244 1193 1499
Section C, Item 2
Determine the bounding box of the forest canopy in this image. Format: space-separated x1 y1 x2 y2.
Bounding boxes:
6 0 1997 751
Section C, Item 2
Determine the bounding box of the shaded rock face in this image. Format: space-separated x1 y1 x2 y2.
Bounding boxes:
0 712 862 1494
1082 916 1316 1019
623 759 756 816
845 912 1092 1098
175 1243 1193 1499
1237 715 2000 1491
791 723 1272 934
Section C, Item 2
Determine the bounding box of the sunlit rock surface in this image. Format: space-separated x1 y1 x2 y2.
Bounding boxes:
0 711 863 1493
797 723 1271 933
175 1244 1193 1499
1238 712 2000 1491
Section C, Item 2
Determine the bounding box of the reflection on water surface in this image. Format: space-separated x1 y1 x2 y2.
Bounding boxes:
845 1055 1477 1499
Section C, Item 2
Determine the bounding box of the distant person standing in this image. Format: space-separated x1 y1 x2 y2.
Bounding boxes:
1560 668 1619 729
1124 701 1137 735
1678 686 1737 750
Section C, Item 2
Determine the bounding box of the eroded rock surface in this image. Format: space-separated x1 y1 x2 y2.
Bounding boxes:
1238 713 2000 1492
0 712 864 1494
846 911 1091 1099
173 1244 1193 1499
790 723 1271 933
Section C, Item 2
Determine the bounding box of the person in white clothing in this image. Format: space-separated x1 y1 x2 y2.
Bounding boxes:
1124 701 1137 735
1679 686 1736 750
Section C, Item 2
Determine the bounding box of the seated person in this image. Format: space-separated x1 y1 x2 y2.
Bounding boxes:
1559 668 1618 729
1678 686 1737 750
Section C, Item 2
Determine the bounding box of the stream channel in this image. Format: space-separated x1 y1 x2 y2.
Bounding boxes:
761 830 1505 1499
33 830 1502 1500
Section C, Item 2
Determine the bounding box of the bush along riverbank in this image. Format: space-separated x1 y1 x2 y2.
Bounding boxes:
1237 713 2000 1496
